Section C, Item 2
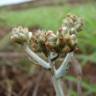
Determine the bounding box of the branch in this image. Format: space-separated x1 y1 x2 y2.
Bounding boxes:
48 53 64 96
55 52 73 79
24 45 51 69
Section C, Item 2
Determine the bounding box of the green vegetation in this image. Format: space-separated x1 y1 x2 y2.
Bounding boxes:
0 3 95 31
0 3 96 62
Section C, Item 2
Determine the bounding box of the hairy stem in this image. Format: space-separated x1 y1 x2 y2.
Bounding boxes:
48 53 64 96
24 45 51 69
55 52 73 79
52 77 64 96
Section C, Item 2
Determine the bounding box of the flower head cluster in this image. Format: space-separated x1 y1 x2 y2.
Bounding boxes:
10 14 83 56
31 30 57 56
62 14 83 34
10 26 32 44
31 14 83 56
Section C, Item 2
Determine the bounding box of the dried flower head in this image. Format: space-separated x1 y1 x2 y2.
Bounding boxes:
56 32 77 53
10 26 32 44
54 14 83 54
10 14 83 57
45 30 57 51
31 30 46 52
62 14 83 34
30 14 83 56
31 30 57 55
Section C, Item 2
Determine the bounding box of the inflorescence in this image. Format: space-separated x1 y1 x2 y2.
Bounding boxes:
10 14 83 56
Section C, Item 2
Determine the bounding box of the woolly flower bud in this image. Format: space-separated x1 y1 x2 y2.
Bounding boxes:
58 27 68 36
63 17 74 28
31 30 47 52
38 31 46 43
59 34 77 53
10 26 32 44
56 28 78 53
62 14 83 34
45 30 57 51
70 34 77 45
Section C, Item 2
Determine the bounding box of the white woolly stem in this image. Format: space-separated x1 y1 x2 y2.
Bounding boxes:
24 45 51 69
49 53 64 96
55 52 73 79
52 76 64 96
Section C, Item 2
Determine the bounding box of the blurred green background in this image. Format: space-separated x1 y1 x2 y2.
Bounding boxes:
0 0 96 96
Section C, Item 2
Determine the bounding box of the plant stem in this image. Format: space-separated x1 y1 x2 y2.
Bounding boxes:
52 76 64 96
55 52 73 79
48 53 64 96
24 45 51 69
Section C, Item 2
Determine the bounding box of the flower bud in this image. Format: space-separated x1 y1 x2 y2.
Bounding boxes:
45 30 57 51
70 34 78 45
62 14 83 35
10 26 32 44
